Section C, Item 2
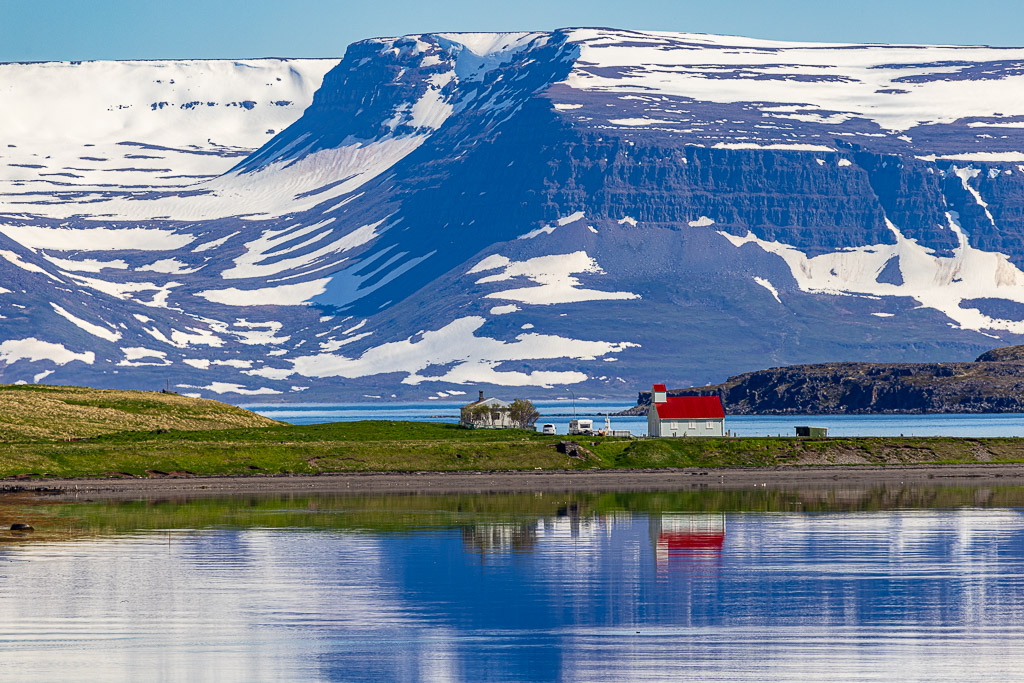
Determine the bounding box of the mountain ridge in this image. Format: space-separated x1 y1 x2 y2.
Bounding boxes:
5 29 1024 400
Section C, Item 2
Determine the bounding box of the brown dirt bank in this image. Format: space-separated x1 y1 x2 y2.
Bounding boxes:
4 464 1024 501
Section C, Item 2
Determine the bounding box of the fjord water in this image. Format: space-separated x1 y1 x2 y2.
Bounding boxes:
2 487 1024 681
246 401 1024 437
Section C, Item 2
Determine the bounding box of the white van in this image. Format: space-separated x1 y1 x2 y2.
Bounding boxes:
541 424 556 435
568 419 593 435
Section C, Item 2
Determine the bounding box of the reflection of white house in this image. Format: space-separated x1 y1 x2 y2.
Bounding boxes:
647 384 725 437
459 391 512 429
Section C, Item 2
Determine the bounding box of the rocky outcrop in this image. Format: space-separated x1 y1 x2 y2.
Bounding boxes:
975 345 1024 362
556 440 594 459
627 345 1024 415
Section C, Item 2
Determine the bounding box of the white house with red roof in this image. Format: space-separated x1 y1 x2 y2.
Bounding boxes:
647 384 726 437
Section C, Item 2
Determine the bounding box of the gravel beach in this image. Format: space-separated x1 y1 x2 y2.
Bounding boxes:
4 464 1024 501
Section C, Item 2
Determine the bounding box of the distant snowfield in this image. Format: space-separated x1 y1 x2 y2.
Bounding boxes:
10 31 1024 224
564 28 1024 135
0 58 338 219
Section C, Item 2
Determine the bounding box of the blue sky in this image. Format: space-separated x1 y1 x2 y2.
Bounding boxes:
2 0 1022 61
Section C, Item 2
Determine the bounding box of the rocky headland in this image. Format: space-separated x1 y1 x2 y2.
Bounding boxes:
625 345 1024 415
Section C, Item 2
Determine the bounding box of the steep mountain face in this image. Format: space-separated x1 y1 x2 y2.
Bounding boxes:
628 345 1024 415
6 30 1024 401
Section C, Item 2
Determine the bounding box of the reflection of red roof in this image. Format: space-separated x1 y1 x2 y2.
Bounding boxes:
653 395 724 420
659 531 726 550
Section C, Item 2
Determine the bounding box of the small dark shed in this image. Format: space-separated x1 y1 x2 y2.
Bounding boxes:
795 426 828 437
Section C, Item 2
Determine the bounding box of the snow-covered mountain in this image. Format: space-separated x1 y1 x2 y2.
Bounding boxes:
5 30 1024 401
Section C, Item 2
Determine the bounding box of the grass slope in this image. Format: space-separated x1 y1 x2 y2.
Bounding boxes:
0 384 279 442
2 420 1024 479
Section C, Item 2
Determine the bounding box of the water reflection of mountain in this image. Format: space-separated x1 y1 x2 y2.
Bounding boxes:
649 513 727 568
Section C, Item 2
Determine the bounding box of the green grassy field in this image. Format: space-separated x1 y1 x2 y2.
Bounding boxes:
0 384 279 441
2 418 1024 479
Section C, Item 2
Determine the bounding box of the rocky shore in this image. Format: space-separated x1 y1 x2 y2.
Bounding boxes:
624 344 1024 415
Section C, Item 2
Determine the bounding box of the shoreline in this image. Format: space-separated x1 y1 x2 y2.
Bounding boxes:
4 463 1024 501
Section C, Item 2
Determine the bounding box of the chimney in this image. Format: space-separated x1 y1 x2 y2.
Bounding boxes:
653 384 667 404
478 390 484 402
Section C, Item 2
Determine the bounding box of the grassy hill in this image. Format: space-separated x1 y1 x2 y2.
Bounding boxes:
0 384 279 442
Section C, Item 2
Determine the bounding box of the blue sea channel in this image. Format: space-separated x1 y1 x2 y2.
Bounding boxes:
244 400 1024 437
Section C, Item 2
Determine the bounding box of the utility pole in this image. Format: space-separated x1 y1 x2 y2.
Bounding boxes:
565 388 576 418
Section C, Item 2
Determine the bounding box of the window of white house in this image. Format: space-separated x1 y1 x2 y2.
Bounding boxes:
670 421 678 430
688 421 696 430
706 421 713 429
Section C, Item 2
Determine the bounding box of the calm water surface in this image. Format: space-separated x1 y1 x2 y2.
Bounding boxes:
1 486 1023 681
244 401 1024 437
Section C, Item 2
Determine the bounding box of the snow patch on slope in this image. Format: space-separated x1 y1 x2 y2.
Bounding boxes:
0 225 194 251
118 347 170 367
518 212 586 239
176 382 282 396
0 249 61 281
196 278 330 306
471 251 640 305
290 316 638 387
753 277 782 303
22 135 427 221
713 142 834 152
50 303 121 342
720 215 1024 333
436 32 547 81
137 258 198 274
0 338 94 365
42 255 128 273
220 217 388 279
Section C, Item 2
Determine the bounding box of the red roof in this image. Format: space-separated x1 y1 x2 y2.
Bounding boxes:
653 384 667 392
653 395 725 420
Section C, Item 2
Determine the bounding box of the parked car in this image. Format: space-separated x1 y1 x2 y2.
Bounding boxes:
541 423 556 435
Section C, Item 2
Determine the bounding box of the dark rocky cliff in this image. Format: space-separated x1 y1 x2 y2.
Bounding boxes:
628 345 1024 415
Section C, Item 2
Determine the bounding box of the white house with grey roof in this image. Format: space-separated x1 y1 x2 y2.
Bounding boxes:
460 391 513 429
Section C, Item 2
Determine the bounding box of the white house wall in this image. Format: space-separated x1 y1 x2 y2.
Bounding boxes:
648 408 725 437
